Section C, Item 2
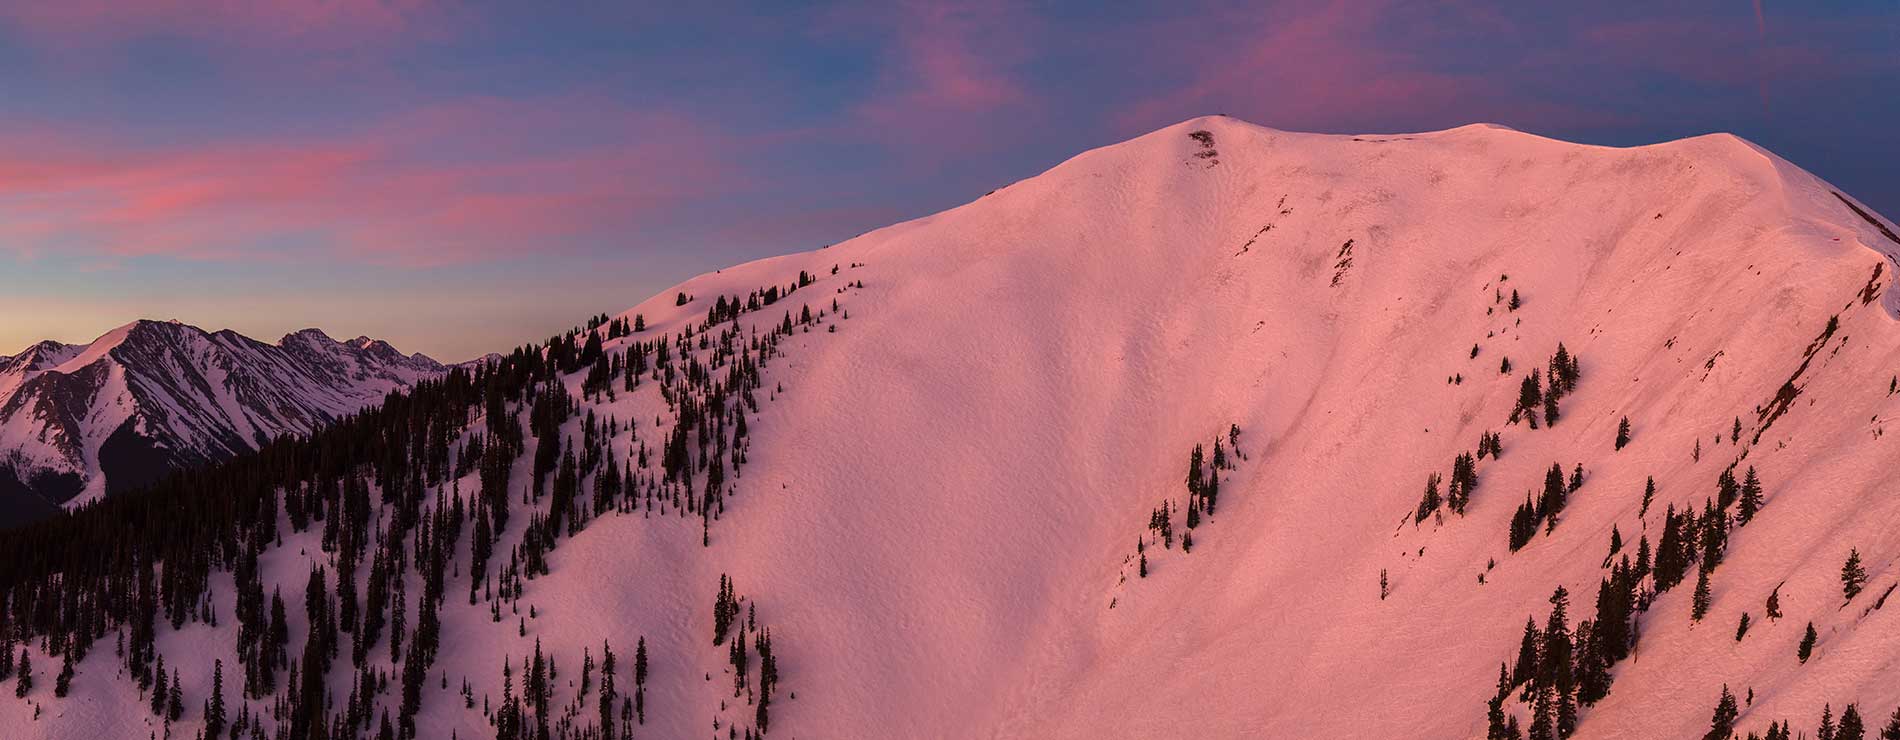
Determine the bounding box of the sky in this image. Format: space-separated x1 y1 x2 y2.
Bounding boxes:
1 1 1896 362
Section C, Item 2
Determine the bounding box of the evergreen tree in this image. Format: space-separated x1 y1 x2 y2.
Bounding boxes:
14 650 28 698
1554 343 1579 389
1766 587 1782 621
1737 467 1764 525
635 636 648 725
1186 445 1205 502
530 639 550 740
1692 565 1713 622
1415 472 1443 524
151 654 166 714
1705 684 1739 740
1510 495 1538 552
1541 586 1572 691
1702 499 1729 568
1513 617 1539 689
1573 619 1611 705
714 575 739 645
1717 468 1739 511
1641 477 1655 520
1879 706 1900 739
53 649 73 697
1843 549 1868 601
1615 417 1630 450
1205 464 1221 514
1799 622 1817 663
1735 612 1751 642
1541 463 1568 533
167 668 182 721
599 641 616 740
206 660 227 740
1823 704 1838 740
1654 506 1690 592
1528 683 1555 740
1842 704 1867 740
1517 372 1544 428
1558 678 1578 737
1487 695 1513 740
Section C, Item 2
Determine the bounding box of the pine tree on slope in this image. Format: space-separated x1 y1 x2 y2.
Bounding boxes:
1705 684 1739 740
1844 549 1868 601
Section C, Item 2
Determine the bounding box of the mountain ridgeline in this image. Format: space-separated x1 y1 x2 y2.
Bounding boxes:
4 117 1900 738
0 320 444 525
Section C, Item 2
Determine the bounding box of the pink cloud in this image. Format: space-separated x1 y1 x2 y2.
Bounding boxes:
0 99 748 267
835 0 1042 161
1111 1 1460 131
1109 1 1633 136
0 0 440 49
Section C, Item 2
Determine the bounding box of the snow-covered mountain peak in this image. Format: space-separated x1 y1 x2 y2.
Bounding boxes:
6 118 1900 739
579 116 1900 737
0 320 445 522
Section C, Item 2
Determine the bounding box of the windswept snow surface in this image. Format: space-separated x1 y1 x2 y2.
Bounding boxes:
13 116 1900 739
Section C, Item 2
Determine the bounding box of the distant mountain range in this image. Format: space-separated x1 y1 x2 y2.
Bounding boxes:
0 319 443 524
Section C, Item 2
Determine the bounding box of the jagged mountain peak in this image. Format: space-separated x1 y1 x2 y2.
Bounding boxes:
0 319 445 522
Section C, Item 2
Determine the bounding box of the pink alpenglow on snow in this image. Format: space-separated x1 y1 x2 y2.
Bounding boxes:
5 117 1900 739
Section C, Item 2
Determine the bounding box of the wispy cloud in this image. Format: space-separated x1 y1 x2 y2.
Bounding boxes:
828 0 1043 163
0 98 746 267
0 0 444 49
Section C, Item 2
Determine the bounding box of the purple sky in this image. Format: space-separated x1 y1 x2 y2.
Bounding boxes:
2 1 1896 361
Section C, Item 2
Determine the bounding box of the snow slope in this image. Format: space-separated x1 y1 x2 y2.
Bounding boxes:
0 320 444 515
12 116 1900 739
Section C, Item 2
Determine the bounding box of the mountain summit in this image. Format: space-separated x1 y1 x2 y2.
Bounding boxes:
0 319 443 522
4 117 1900 739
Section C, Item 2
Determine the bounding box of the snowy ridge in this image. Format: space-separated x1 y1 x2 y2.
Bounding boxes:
9 116 1900 739
0 320 444 516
